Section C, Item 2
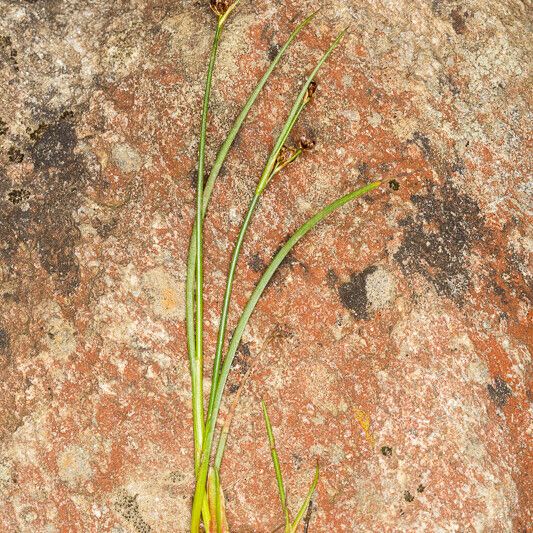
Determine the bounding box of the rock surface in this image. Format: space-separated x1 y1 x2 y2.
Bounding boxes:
0 0 531 531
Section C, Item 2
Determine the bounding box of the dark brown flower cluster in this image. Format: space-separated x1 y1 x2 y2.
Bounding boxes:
210 0 235 16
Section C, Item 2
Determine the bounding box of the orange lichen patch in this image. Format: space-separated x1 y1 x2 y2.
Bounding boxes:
354 408 376 447
162 286 178 311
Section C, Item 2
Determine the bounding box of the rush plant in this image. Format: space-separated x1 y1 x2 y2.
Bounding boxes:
185 2 381 531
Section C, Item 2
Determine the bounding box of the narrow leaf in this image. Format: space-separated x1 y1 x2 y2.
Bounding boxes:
262 401 290 528
290 463 319 532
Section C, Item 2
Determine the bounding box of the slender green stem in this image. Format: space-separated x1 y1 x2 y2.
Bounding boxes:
207 192 260 417
270 148 302 180
205 99 307 420
214 468 224 533
190 20 223 474
186 11 318 533
190 181 381 529
262 401 290 530
204 11 318 207
290 463 319 532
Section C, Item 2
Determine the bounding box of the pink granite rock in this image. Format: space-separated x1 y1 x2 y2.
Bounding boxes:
0 1 530 531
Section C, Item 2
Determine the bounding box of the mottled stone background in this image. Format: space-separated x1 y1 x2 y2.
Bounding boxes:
0 0 531 531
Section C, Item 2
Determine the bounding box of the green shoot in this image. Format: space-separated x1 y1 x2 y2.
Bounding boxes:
262 401 320 533
206 26 347 433
190 15 223 476
186 6 383 531
256 28 347 195
290 463 319 532
193 31 348 530
213 327 282 470
207 466 229 532
262 401 290 530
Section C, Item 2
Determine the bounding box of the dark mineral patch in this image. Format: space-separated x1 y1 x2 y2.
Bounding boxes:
487 376 512 408
381 446 393 457
7 189 30 205
8 147 24 163
394 182 485 303
232 342 251 374
248 252 266 273
268 43 280 61
0 328 10 367
338 266 378 320
0 112 91 294
31 117 78 171
450 8 468 34
114 491 152 533
404 490 415 502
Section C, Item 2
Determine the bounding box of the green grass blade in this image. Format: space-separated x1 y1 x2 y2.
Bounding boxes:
206 191 260 419
189 12 319 533
256 28 347 195
207 466 217 529
214 468 229 532
262 401 290 528
206 25 345 427
191 181 381 528
290 463 319 532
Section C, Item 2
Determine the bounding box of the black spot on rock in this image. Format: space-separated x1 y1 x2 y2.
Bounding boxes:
431 0 443 15
0 328 8 349
0 35 18 70
0 119 7 136
404 490 415 502
394 182 485 303
228 382 239 393
450 8 468 34
249 252 266 273
338 266 378 319
411 131 432 159
381 446 393 457
268 43 280 61
0 328 10 367
417 484 425 493
232 342 251 374
487 376 512 408
31 119 77 171
8 147 24 163
326 268 338 289
239 343 251 357
7 189 30 204
114 491 152 533
94 217 118 239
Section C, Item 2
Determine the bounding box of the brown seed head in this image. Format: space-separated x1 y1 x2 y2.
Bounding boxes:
299 135 316 150
307 81 318 99
210 0 235 16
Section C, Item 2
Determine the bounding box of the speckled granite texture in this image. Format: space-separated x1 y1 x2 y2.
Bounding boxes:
0 1 531 531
